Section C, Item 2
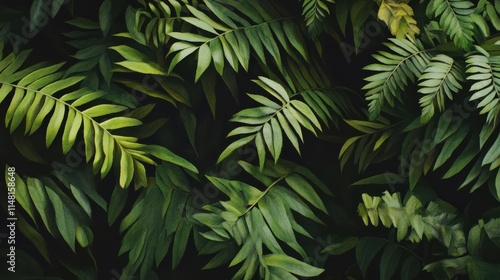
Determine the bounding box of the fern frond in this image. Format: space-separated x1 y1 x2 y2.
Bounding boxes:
358 191 466 256
274 56 352 121
300 0 334 37
64 17 115 88
363 38 432 120
0 51 197 188
119 163 193 278
217 76 338 169
426 0 475 50
6 171 93 254
466 46 500 124
339 118 401 173
377 0 420 39
124 0 182 47
194 160 329 280
167 1 308 81
418 54 465 123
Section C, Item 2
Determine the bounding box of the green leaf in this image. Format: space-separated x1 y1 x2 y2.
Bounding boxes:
99 0 112 36
110 45 151 62
401 257 423 280
82 104 128 118
100 117 142 130
229 238 256 267
27 178 57 236
356 237 387 278
467 257 500 280
46 102 65 148
321 237 359 255
115 61 167 75
217 135 255 164
262 254 324 277
195 43 212 82
10 173 35 223
107 187 128 225
380 243 402 280
172 219 192 269
351 173 405 186
140 144 198 174
46 187 77 252
285 173 327 213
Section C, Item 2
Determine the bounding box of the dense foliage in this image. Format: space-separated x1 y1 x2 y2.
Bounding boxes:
0 0 499 279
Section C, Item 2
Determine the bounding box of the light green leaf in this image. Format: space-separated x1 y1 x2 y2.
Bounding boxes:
262 254 324 277
116 61 166 75
196 43 212 82
46 187 76 252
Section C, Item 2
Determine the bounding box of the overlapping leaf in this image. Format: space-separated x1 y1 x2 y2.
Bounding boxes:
358 191 466 256
339 118 400 172
119 163 194 278
0 50 197 188
5 171 93 254
466 46 500 124
356 237 423 280
167 0 308 81
193 160 330 280
218 76 338 169
426 0 476 50
418 54 465 123
363 38 432 120
300 0 334 37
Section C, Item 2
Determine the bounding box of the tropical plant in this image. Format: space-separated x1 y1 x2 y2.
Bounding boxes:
1 0 500 279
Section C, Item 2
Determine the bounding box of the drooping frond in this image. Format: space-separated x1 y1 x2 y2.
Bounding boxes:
0 50 197 188
119 163 193 278
363 38 432 120
300 0 334 37
377 0 420 39
6 171 94 255
418 54 465 123
466 46 500 124
193 160 330 280
217 76 338 169
426 0 475 50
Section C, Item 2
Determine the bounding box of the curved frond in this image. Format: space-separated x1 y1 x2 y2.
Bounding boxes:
362 38 432 120
426 0 475 50
300 0 334 37
466 46 500 124
418 54 465 123
119 163 193 278
167 1 308 80
217 76 338 169
6 171 93 255
0 50 196 188
193 160 329 280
